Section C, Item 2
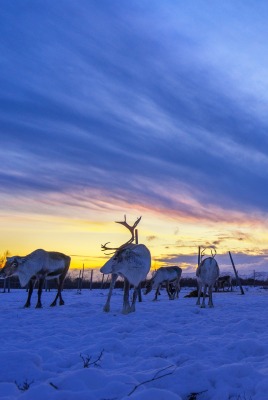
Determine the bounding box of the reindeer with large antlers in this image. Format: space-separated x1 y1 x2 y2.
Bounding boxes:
100 216 151 314
196 247 220 308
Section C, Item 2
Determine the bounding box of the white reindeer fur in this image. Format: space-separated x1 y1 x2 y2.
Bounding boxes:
150 267 181 289
100 244 151 287
145 266 182 300
0 248 70 308
4 249 67 287
196 257 220 308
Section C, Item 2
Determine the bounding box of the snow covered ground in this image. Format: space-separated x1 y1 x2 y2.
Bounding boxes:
0 286 267 400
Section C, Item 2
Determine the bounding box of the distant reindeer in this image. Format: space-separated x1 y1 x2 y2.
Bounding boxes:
215 275 232 292
100 216 151 314
196 248 220 308
144 266 182 301
0 249 71 308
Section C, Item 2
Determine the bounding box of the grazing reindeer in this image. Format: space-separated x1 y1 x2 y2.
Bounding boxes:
0 249 71 308
100 216 151 314
144 266 182 301
196 248 220 308
215 275 232 292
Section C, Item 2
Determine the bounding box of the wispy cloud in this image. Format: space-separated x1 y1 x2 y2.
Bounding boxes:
1 1 268 269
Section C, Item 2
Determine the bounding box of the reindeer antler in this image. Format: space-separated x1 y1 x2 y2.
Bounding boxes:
201 247 207 260
200 246 217 261
211 248 217 258
101 215 142 254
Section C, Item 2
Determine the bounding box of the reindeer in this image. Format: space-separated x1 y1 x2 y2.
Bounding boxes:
144 266 182 301
0 249 71 308
215 275 232 292
196 248 220 308
100 216 151 314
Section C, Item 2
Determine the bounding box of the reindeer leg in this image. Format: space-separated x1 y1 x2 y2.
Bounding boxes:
24 279 35 308
36 278 44 308
51 268 68 307
50 278 60 307
103 273 118 312
50 284 64 306
166 281 173 300
176 280 181 298
130 288 138 313
59 267 69 305
58 291 65 305
50 294 58 306
122 279 131 314
169 281 177 300
208 286 214 308
153 286 160 301
58 274 67 305
196 283 201 305
201 284 208 308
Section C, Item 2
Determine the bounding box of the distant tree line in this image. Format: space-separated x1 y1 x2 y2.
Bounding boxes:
0 273 267 292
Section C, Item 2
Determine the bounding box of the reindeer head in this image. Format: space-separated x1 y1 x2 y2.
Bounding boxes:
0 256 23 278
144 279 153 295
100 245 137 275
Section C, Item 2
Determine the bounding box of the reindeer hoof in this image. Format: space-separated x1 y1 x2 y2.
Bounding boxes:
122 307 131 315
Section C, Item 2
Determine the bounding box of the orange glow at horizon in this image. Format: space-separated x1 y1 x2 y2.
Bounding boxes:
0 202 267 275
0 186 268 275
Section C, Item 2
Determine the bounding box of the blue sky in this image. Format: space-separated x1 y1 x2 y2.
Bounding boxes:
1 0 268 273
